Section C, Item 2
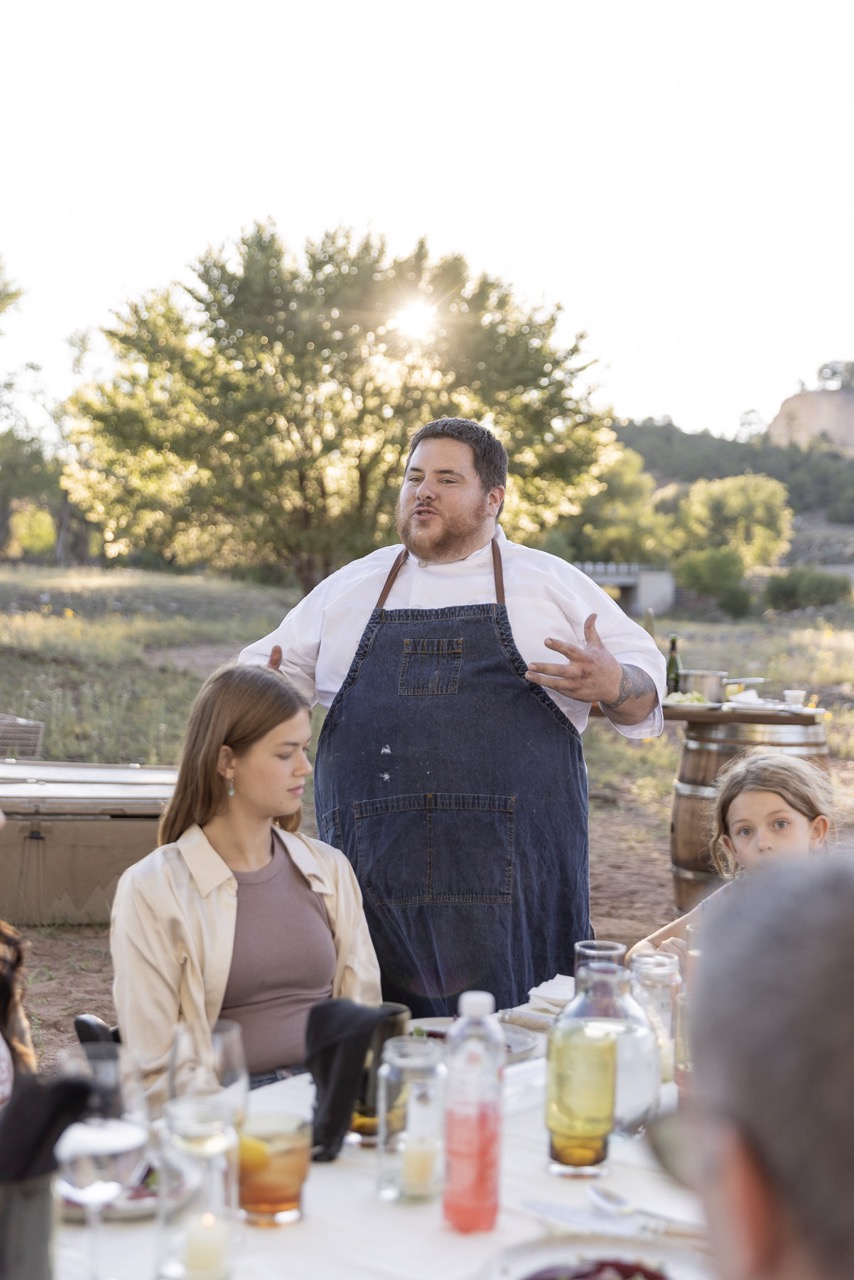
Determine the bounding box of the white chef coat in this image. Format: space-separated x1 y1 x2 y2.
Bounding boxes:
240 526 666 738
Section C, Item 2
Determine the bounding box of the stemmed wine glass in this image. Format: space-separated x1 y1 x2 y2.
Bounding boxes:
53 1043 148 1280
160 1021 247 1270
167 1019 248 1125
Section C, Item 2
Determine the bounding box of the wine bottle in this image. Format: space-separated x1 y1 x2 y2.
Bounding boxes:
666 634 682 695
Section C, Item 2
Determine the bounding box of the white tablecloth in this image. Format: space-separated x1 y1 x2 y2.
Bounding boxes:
54 1060 709 1280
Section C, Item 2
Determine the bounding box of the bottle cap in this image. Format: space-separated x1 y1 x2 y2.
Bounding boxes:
457 990 495 1018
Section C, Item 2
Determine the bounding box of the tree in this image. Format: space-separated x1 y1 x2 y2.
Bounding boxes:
674 474 793 569
539 447 676 563
817 360 854 390
63 225 614 590
0 257 23 424
0 258 21 335
616 416 854 520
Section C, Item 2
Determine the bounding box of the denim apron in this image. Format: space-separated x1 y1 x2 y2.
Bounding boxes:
314 538 590 1016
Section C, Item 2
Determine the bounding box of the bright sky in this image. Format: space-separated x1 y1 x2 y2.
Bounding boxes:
1 0 852 441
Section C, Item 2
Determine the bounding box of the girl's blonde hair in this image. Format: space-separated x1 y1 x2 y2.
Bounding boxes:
159 664 310 846
711 750 836 877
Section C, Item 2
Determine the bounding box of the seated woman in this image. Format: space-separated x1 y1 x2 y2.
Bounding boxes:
111 664 381 1102
0 806 38 1111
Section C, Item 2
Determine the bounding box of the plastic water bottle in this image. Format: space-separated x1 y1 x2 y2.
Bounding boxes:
442 990 504 1233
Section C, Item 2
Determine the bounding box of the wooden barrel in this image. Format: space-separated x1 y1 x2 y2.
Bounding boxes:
670 718 830 912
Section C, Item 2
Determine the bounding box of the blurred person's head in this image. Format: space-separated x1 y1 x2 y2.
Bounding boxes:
710 752 835 877
688 857 854 1280
159 664 311 845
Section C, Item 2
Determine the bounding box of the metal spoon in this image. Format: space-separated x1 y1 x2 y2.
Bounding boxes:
587 1185 708 1243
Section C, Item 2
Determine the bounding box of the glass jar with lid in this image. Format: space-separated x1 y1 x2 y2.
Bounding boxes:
630 951 682 1083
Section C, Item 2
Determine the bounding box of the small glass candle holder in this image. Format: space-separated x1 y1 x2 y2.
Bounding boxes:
158 1094 238 1280
377 1036 446 1202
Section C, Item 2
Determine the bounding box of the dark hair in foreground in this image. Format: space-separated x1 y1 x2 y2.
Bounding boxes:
407 417 508 493
159 664 310 845
693 857 854 1279
0 918 37 1072
710 750 836 876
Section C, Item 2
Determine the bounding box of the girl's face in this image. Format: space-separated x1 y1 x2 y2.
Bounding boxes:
722 788 829 872
226 710 313 819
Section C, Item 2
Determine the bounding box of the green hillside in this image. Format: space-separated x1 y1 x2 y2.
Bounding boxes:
615 419 854 523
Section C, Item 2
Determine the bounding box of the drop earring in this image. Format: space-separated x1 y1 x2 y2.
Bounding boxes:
227 778 235 798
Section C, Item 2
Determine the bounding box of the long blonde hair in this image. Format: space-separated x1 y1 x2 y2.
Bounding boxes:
711 751 836 877
159 664 310 845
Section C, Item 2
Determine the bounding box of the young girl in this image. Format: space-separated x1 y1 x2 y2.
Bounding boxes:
629 751 835 960
111 664 381 1101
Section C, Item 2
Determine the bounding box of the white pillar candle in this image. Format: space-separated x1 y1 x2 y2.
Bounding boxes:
402 1137 437 1196
183 1211 231 1280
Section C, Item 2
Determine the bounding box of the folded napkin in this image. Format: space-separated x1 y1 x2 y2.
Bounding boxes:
305 999 403 1163
523 1199 708 1245
498 1008 555 1033
527 974 575 1014
0 1074 91 1182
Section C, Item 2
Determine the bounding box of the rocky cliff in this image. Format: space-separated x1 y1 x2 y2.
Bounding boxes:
767 388 854 454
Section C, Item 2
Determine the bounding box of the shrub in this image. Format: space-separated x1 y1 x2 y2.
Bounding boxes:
675 546 745 596
765 567 852 611
717 583 754 618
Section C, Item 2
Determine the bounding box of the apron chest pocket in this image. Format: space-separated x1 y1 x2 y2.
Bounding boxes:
399 637 463 695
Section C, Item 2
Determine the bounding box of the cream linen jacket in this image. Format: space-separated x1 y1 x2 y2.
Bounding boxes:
111 824 381 1100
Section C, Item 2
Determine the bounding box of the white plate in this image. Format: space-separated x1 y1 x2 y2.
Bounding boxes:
409 1017 539 1064
479 1232 714 1280
664 700 722 710
61 1165 197 1222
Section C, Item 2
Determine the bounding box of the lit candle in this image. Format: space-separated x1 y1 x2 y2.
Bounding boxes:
402 1137 437 1196
183 1211 231 1280
659 1037 675 1084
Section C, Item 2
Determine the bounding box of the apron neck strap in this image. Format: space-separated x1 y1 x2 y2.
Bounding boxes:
491 535 506 605
375 547 409 609
374 535 505 609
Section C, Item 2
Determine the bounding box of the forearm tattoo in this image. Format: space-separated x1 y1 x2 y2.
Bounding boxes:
600 664 656 710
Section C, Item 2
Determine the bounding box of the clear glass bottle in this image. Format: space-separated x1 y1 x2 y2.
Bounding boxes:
546 974 618 1177
443 990 504 1233
547 961 658 1173
611 966 660 1136
377 1036 446 1203
630 952 682 1084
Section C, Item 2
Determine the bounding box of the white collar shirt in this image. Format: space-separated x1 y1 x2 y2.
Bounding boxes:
240 527 665 737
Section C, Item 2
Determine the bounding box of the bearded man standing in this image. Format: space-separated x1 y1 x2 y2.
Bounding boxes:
241 418 666 1015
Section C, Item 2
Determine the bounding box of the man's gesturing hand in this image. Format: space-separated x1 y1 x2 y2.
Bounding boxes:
267 645 283 671
524 613 624 705
525 614 658 723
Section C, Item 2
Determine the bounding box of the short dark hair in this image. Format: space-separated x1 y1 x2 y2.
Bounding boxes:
406 418 507 493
